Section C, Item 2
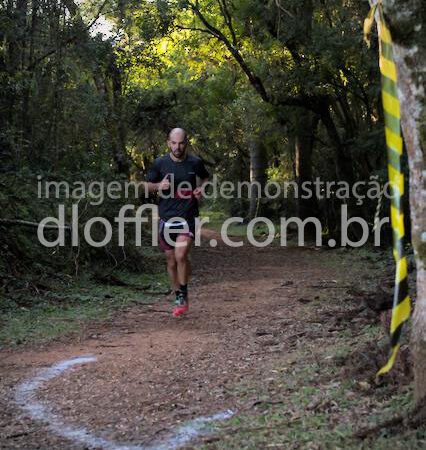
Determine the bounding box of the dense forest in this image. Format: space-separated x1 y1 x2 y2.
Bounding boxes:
1 0 394 247
0 0 425 448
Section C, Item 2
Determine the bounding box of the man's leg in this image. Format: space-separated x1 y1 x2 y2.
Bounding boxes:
174 235 193 286
172 235 193 316
165 249 179 292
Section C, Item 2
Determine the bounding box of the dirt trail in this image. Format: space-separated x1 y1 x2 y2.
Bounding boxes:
0 230 358 449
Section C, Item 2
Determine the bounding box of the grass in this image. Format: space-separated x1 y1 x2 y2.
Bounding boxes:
0 269 169 347
203 349 424 450
196 244 424 450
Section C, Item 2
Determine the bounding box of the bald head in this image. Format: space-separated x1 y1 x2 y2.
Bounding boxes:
167 128 188 160
168 128 187 141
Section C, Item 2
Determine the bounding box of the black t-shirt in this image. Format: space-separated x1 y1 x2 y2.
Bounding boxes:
147 153 209 221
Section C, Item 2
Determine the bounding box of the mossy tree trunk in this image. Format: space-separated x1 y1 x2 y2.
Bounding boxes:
370 0 425 404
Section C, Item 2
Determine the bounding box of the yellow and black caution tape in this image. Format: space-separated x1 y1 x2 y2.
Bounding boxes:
364 1 411 376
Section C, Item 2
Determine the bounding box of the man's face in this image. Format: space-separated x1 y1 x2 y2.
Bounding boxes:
167 132 187 158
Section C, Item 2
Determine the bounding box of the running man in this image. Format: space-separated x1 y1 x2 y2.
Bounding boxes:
147 128 209 317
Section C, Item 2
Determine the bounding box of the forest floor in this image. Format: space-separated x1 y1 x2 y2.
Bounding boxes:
0 227 424 450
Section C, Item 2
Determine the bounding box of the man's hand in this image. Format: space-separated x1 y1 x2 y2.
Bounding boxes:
193 186 203 200
158 175 170 192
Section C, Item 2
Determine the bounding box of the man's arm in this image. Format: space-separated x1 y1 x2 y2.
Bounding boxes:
146 159 170 193
147 177 170 193
193 177 209 200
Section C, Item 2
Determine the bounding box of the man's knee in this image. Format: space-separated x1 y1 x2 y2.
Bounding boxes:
166 252 177 269
175 241 191 264
167 260 177 270
175 250 187 264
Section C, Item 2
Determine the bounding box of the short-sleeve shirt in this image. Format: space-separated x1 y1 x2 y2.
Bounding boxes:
147 153 209 221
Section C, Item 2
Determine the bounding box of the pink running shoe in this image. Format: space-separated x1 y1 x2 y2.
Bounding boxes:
173 292 189 317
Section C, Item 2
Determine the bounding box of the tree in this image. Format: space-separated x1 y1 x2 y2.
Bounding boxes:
167 0 382 221
369 0 425 405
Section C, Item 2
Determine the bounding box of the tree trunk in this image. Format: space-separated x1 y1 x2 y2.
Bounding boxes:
29 0 39 64
93 52 130 177
107 55 130 177
317 97 355 184
372 0 425 404
287 0 318 223
248 136 267 219
294 111 318 220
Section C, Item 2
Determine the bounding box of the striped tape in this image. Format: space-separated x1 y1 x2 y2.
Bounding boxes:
372 184 383 233
364 1 411 376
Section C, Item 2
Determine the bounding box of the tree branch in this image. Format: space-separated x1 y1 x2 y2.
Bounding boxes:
181 0 320 115
217 0 237 47
183 0 270 103
26 0 109 71
275 0 295 18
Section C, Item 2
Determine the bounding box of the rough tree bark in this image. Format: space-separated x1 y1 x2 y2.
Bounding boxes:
370 0 425 404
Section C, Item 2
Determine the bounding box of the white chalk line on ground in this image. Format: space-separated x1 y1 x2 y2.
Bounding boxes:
14 355 234 450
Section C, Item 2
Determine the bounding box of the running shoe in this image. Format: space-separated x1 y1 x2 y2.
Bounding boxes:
173 291 189 317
